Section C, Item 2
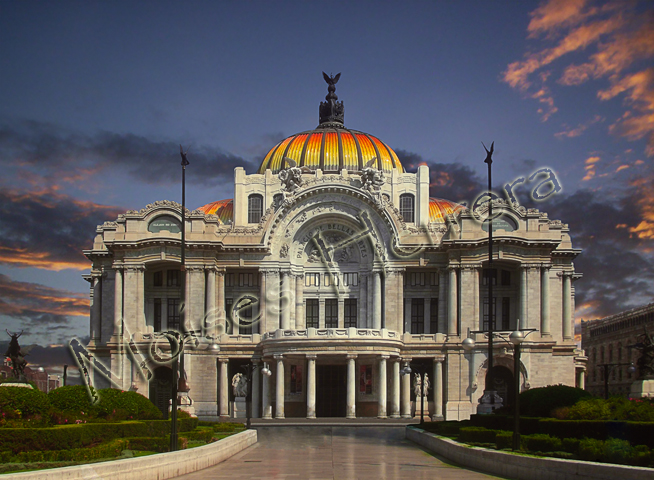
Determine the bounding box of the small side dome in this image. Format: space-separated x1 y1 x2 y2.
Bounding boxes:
429 197 464 223
198 199 233 224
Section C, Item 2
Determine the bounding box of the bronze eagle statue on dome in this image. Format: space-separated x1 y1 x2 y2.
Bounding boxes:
323 72 341 85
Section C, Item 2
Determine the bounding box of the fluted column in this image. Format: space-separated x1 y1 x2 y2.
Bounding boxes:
258 271 267 334
281 272 291 330
378 355 388 418
562 272 572 340
251 359 261 418
90 274 102 343
219 359 229 418
433 357 444 420
262 361 272 419
346 354 357 418
295 274 305 329
206 267 216 335
306 354 317 419
359 273 368 328
372 272 382 329
275 354 285 418
447 267 458 335
404 297 412 334
401 358 412 418
268 271 281 331
520 266 528 330
438 270 447 333
541 265 551 335
216 270 226 335
113 266 123 339
391 359 401 418
136 266 145 332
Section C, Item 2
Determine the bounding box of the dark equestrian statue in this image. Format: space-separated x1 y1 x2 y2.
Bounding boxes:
5 330 28 381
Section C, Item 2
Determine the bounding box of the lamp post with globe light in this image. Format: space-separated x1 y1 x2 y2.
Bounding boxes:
241 362 272 428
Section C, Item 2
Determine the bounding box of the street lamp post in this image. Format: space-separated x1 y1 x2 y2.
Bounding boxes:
241 362 272 428
402 362 427 426
599 363 636 399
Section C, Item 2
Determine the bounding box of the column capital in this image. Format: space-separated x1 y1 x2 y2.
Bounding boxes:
306 354 317 360
447 265 459 272
274 353 284 361
380 354 390 360
251 357 261 365
218 358 229 364
540 263 552 270
401 357 413 363
557 270 574 278
346 354 358 360
461 264 480 272
433 355 446 363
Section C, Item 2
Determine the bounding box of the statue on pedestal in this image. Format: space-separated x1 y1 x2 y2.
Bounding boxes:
5 330 27 382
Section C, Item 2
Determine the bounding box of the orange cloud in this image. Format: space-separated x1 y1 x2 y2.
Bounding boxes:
555 115 603 138
615 164 630 172
527 0 591 37
628 175 654 239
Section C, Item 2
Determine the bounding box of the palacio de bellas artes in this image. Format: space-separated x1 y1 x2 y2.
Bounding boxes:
79 74 584 422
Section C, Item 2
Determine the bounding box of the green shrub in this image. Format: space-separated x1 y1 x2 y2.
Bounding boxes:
494 431 513 450
127 436 169 453
0 386 51 418
420 420 469 436
94 389 162 420
630 445 652 467
519 385 591 418
9 439 128 463
47 385 97 415
186 427 214 443
578 438 605 462
624 421 654 448
459 426 498 444
538 418 608 440
603 438 632 465
568 397 654 422
523 433 562 453
211 422 245 433
562 437 580 454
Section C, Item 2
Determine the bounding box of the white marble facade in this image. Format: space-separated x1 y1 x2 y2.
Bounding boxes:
83 95 584 421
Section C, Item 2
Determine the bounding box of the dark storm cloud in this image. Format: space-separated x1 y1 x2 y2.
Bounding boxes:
0 120 258 186
0 186 123 269
0 341 80 373
0 273 89 323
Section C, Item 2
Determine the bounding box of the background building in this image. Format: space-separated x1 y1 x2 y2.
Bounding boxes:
84 79 583 420
581 303 654 397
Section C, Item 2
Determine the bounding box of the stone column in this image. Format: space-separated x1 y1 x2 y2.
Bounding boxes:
391 359 401 418
401 358 412 418
268 271 280 331
378 355 388 418
447 267 458 336
562 272 572 340
295 274 305 329
122 267 138 335
281 272 291 330
473 266 481 331
433 357 444 420
306 354 317 419
359 273 368 328
540 265 551 336
262 361 272 419
319 298 326 328
113 266 123 339
346 354 357 418
216 270 226 335
520 266 528 330
136 266 145 332
90 274 102 343
438 270 447 333
576 368 585 389
372 272 382 329
251 359 261 418
404 297 412 334
219 359 229 418
275 354 285 418
258 271 267 334
338 298 345 329
206 267 216 336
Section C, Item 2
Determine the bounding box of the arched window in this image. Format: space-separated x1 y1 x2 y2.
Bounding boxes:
399 194 415 223
248 194 263 223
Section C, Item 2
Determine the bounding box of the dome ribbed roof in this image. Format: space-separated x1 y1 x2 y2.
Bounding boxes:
429 197 464 223
198 199 233 224
257 128 404 175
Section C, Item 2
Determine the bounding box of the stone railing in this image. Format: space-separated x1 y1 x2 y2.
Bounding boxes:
262 328 400 341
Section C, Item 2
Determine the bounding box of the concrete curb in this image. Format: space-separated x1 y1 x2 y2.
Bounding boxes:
406 427 653 480
2 429 257 480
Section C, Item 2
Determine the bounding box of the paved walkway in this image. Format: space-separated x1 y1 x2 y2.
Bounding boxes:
174 427 504 480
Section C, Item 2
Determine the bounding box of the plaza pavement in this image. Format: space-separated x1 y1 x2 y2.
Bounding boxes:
173 426 505 480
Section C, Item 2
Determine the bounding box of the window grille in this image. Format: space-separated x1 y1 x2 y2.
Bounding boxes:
399 194 415 223
248 194 263 223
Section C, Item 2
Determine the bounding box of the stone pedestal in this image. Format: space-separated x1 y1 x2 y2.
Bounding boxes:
178 392 196 417
413 396 430 419
630 379 654 398
477 390 503 414
232 397 247 418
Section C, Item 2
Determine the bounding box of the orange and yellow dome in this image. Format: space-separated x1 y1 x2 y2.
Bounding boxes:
257 128 404 175
429 197 464 223
198 199 233 224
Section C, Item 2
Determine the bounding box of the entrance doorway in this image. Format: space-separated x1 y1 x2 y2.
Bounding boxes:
316 365 346 417
485 365 515 407
150 366 173 419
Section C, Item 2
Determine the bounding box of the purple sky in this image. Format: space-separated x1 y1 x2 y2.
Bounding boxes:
1 1 653 374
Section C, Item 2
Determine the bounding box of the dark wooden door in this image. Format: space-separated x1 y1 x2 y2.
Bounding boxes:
316 365 347 417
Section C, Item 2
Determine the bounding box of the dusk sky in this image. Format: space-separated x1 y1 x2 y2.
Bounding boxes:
1 0 653 376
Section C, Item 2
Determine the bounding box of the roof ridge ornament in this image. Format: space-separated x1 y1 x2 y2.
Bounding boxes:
319 71 345 127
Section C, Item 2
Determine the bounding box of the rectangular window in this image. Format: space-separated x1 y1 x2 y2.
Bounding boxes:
306 299 319 328
324 273 339 286
305 273 320 287
482 297 497 331
225 298 233 334
325 299 338 328
502 297 510 330
411 298 425 334
153 271 163 287
501 270 511 286
248 195 263 224
344 299 357 328
154 298 162 332
290 365 303 394
359 365 373 394
430 272 439 286
410 272 425 286
225 273 235 287
399 194 414 223
430 298 438 333
167 269 181 287
238 272 259 287
167 298 180 331
240 301 253 334
482 269 497 286
343 273 358 286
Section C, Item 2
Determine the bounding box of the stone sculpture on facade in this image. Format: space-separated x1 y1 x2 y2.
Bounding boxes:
360 157 385 194
5 330 27 381
278 157 310 195
232 372 248 397
413 373 430 397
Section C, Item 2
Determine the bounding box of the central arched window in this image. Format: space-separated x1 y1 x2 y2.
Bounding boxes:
248 194 263 223
399 193 415 223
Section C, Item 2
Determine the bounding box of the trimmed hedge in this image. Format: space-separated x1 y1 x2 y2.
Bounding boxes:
522 433 562 453
2 439 128 463
519 385 591 417
495 431 513 450
94 389 162 420
126 437 170 453
0 386 51 418
186 427 214 443
47 385 97 415
458 426 497 444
